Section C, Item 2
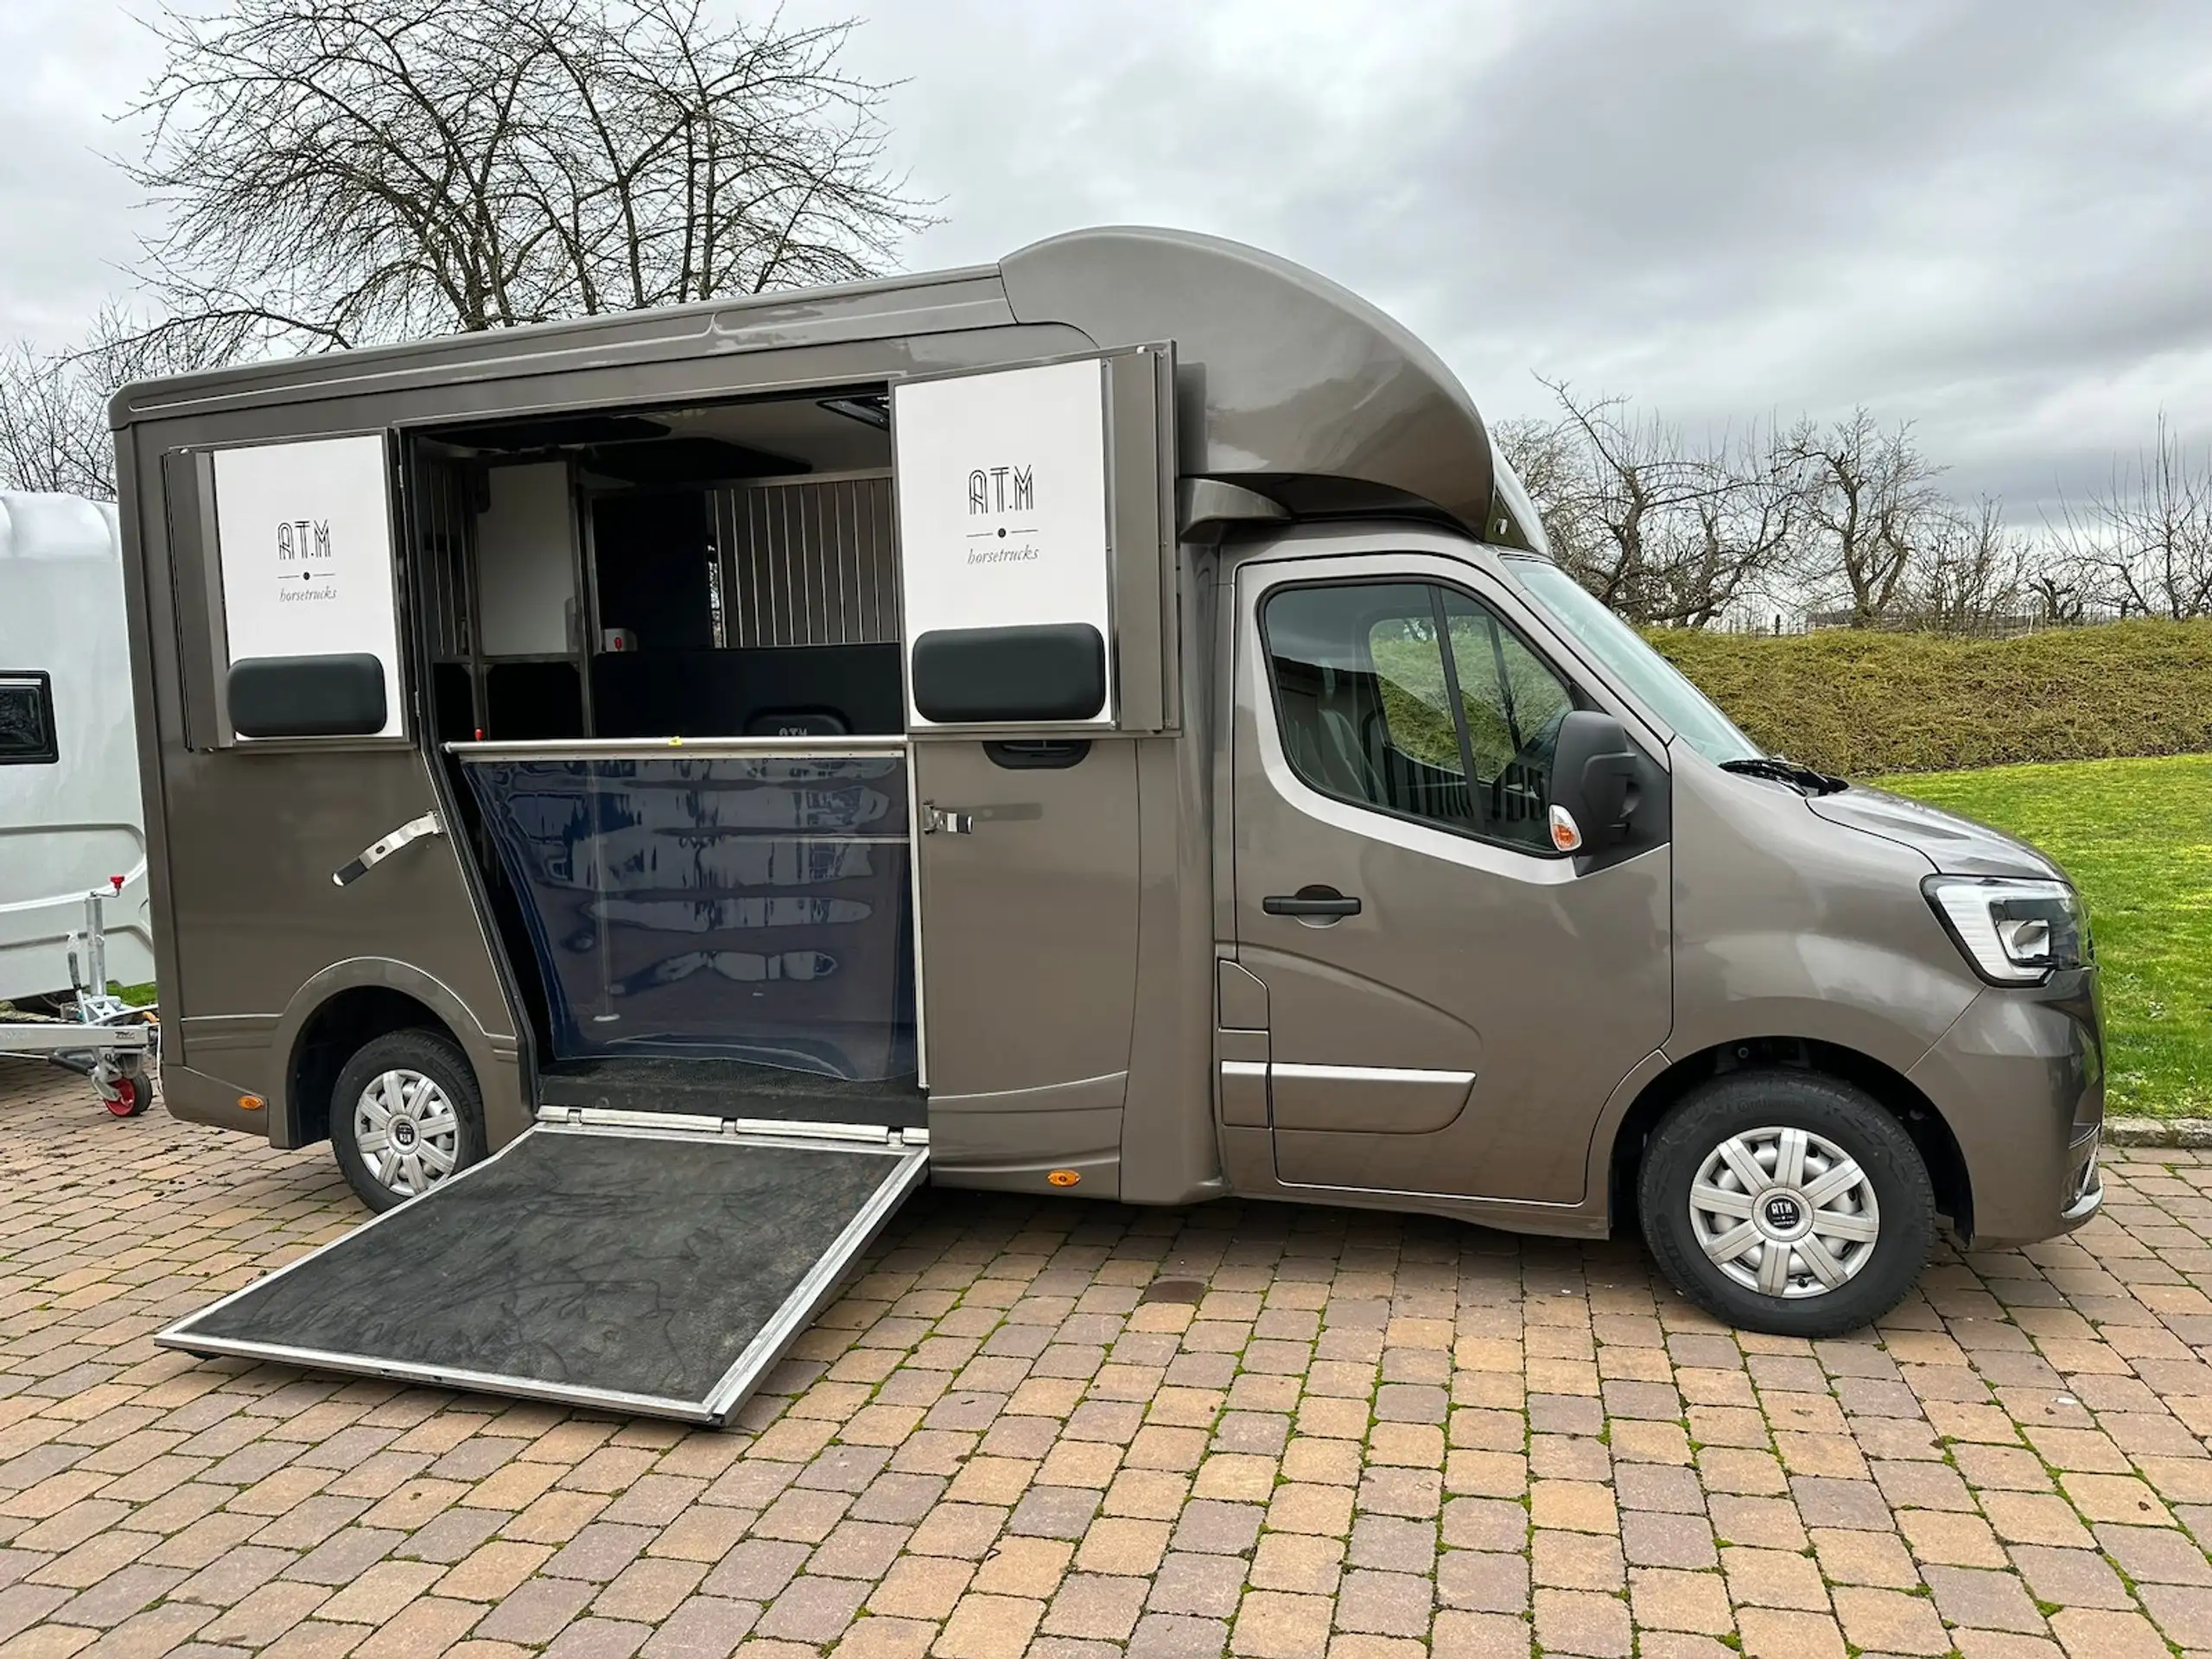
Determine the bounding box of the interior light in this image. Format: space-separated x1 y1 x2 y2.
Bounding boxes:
819 395 890 430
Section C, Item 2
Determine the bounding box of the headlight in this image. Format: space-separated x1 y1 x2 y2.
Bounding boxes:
1923 876 2088 985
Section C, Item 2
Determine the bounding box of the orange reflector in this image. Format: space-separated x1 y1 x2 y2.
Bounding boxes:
1047 1169 1081 1187
238 1095 265 1111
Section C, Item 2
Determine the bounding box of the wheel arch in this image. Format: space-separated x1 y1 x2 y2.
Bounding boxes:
275 960 493 1150
1605 1037 1973 1242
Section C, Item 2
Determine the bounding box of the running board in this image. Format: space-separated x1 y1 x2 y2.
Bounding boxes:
156 1113 928 1426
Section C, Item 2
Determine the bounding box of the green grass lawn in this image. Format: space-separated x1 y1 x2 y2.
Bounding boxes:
1878 753 2212 1119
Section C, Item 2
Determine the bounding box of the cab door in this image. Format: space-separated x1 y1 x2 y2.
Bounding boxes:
1230 549 1671 1205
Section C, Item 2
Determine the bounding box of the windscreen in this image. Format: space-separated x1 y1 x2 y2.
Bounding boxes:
1506 560 1764 765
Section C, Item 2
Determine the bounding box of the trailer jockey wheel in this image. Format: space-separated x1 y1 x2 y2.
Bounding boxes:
100 1070 148 1118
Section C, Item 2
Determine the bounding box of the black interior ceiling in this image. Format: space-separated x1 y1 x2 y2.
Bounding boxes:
440 413 670 450
432 410 807 487
585 436 800 487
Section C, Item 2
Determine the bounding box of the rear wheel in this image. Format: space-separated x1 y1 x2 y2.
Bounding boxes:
330 1029 486 1212
1638 1070 1934 1338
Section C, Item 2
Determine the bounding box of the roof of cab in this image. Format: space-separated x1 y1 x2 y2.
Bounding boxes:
111 226 1494 537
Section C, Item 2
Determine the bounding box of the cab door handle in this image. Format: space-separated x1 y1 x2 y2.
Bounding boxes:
1263 888 1362 918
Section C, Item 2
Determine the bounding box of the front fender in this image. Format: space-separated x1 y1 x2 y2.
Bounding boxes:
1668 934 1977 1079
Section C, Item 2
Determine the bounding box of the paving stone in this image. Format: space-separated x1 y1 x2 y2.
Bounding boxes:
1628 1567 1732 1636
1921 1565 2050 1634
2096 1522 2212 1584
1149 1552 1245 1618
7 1064 2212 1659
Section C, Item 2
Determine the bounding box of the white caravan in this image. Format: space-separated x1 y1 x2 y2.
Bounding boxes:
0 493 154 1004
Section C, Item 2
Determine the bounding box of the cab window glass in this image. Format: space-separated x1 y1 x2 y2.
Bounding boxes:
1262 584 1471 830
1262 582 1575 852
1443 594 1574 848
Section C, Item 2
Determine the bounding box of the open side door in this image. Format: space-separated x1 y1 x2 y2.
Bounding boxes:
157 1113 927 1425
889 350 1175 1187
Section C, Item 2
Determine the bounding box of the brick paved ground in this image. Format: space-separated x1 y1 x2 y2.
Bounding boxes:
5 1062 2212 1658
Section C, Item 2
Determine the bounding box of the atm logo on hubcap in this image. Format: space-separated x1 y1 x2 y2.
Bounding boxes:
1764 1195 1804 1230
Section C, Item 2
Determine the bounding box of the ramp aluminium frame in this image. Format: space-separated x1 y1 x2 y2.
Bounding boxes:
156 1111 929 1425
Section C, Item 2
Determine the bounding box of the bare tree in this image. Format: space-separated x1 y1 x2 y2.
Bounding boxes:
0 344 99 498
124 0 936 356
1779 410 1948 626
1902 497 2033 633
2026 558 2089 626
0 307 230 499
1496 381 1797 627
2046 415 2212 620
1491 415 1588 565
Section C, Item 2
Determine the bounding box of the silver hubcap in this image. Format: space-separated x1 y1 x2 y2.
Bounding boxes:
1690 1126 1880 1299
353 1069 461 1198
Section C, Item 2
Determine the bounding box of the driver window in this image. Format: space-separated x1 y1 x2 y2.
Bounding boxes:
1262 580 1574 853
1262 583 1473 830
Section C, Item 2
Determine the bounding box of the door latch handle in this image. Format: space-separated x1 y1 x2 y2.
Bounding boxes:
920 802 974 836
334 812 443 887
1262 888 1362 918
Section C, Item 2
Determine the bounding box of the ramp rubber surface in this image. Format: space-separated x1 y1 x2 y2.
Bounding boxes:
157 1121 925 1423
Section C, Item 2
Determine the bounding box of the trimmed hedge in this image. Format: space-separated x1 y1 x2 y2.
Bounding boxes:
1650 618 2212 775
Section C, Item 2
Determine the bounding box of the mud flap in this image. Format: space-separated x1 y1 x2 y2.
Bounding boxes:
157 1114 928 1425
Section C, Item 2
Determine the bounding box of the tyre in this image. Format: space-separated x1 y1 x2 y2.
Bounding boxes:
330 1028 486 1212
1638 1069 1935 1339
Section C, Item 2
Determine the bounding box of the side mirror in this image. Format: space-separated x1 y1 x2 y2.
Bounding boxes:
1548 710 1642 853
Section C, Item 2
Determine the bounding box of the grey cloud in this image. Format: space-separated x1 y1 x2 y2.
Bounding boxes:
11 0 2212 514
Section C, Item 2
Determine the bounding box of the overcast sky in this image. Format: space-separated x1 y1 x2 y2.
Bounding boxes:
7 0 2209 513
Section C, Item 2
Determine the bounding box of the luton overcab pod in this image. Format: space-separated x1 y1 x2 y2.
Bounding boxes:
116 228 2104 1420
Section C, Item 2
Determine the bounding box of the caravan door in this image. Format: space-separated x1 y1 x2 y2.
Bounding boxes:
894 352 1174 1195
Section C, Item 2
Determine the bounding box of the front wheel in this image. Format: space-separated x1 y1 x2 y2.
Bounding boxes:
330 1029 486 1212
1638 1070 1935 1339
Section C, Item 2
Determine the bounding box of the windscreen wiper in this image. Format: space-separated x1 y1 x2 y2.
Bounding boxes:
1719 755 1849 796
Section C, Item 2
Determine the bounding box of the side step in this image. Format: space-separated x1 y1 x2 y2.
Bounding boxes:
158 1113 928 1425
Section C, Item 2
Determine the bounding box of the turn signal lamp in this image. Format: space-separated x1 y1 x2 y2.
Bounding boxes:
1047 1169 1081 1187
1548 806 1583 854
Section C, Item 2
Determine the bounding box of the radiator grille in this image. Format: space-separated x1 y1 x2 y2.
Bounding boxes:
712 474 898 649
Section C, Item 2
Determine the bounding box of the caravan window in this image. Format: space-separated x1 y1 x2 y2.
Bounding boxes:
0 671 56 765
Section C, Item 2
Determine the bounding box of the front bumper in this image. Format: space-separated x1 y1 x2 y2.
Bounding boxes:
1906 966 2104 1245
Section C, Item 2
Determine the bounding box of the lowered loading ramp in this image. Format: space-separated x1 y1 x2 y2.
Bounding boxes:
157 1113 928 1425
